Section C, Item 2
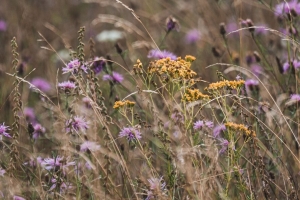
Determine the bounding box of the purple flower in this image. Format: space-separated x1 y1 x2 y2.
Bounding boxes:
32 123 46 139
80 141 101 152
49 177 72 193
205 120 214 129
171 112 184 124
63 59 87 74
13 196 26 200
147 49 177 60
193 120 204 130
185 29 200 44
24 107 36 122
0 167 5 176
31 78 51 92
148 176 166 191
58 81 76 91
92 57 106 75
274 0 300 17
66 116 89 134
82 97 92 108
0 123 11 139
254 23 269 35
282 60 300 73
102 71 124 83
245 79 259 92
0 20 7 31
166 16 179 32
250 64 263 76
218 138 229 154
40 156 75 171
119 127 142 141
213 124 226 138
226 21 240 37
286 94 300 106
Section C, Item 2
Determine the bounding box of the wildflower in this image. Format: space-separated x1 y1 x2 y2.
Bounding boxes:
218 138 229 154
193 120 204 130
31 78 51 92
226 21 239 37
183 88 210 102
13 196 26 200
166 16 179 32
185 29 200 44
0 20 7 31
171 111 184 124
250 64 263 76
219 22 226 36
80 141 101 152
63 59 87 74
58 81 76 93
82 97 92 108
286 94 300 106
213 124 226 138
0 123 11 139
49 177 72 194
92 57 106 75
133 59 143 75
66 116 89 134
205 120 214 128
147 49 177 60
205 80 245 91
225 122 256 137
274 0 300 17
24 107 36 122
148 176 166 191
0 167 5 176
119 127 142 142
113 100 135 109
32 123 46 139
282 60 300 73
40 156 75 171
103 71 124 83
245 79 259 93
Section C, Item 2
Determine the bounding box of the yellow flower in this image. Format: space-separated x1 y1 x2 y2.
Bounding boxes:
225 122 256 137
205 80 245 91
183 88 210 102
113 100 135 109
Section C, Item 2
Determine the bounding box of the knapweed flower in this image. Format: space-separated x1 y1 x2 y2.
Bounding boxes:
63 59 87 74
171 111 184 124
103 71 124 83
113 100 135 109
49 177 72 193
0 123 11 139
205 120 214 128
58 81 76 92
13 196 26 200
80 141 101 152
0 167 5 176
225 122 256 137
213 124 226 138
133 59 143 75
24 107 36 122
32 123 46 139
250 64 263 76
245 79 259 93
205 80 245 91
82 97 92 109
282 60 300 73
194 120 214 130
185 29 200 44
147 49 177 60
183 88 210 102
31 78 51 92
274 0 300 17
218 138 229 154
226 21 240 37
119 127 142 141
40 156 75 171
148 176 166 191
166 16 179 32
92 57 106 75
66 116 89 134
286 94 300 106
0 20 7 31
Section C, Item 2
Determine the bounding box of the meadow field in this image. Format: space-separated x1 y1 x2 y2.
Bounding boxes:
0 0 300 199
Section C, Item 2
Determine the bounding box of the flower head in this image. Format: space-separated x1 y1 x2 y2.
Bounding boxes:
13 196 26 200
58 81 76 92
92 57 106 75
0 123 11 139
32 123 46 139
245 79 259 93
193 120 214 130
185 29 201 44
31 78 51 92
166 16 179 32
218 138 229 154
63 59 87 74
213 124 226 138
0 167 5 176
147 49 177 60
275 0 300 17
103 71 124 83
0 20 7 31
24 107 36 122
66 116 89 134
119 127 142 141
286 94 300 106
80 141 101 152
40 156 75 171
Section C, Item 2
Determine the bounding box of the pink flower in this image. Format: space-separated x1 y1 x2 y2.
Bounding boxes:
63 59 87 74
147 49 177 60
119 127 142 141
185 29 200 44
0 123 11 139
80 141 101 152
66 116 89 134
31 78 51 92
103 72 124 83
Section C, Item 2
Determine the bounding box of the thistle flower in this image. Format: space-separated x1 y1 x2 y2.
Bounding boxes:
66 116 89 134
147 49 177 60
119 127 142 141
286 94 300 106
194 120 214 130
32 123 46 139
40 156 75 171
166 16 179 32
218 138 229 154
185 29 200 44
82 97 92 108
205 121 214 128
80 141 101 152
58 81 76 92
63 59 87 74
49 178 72 193
250 64 263 76
0 123 11 139
282 60 300 73
24 107 36 122
31 78 51 92
274 0 300 17
213 124 226 138
148 176 166 191
245 79 259 92
92 57 106 75
103 71 124 83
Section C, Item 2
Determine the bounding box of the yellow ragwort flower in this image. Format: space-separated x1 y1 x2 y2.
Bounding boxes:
205 80 245 91
113 100 136 109
225 122 256 137
183 88 210 102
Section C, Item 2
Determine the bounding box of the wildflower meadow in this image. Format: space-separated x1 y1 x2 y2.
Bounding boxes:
1 0 300 199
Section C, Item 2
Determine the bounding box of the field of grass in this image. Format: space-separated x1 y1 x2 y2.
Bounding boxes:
0 0 300 199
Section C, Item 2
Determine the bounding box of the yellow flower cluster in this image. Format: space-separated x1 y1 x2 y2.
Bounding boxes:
183 88 210 102
148 55 197 80
225 122 256 137
205 80 245 91
133 59 143 75
113 100 136 109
